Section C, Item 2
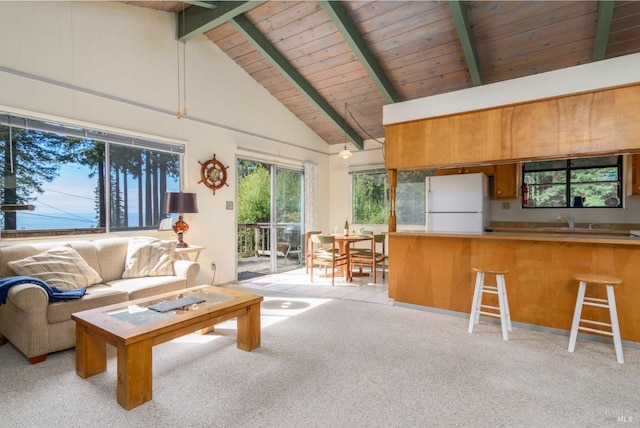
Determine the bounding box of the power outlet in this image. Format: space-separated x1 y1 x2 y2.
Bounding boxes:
210 262 216 271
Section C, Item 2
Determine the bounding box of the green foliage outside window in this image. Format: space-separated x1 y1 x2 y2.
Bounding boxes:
352 171 388 224
352 169 431 225
236 160 302 224
237 161 270 223
523 155 622 208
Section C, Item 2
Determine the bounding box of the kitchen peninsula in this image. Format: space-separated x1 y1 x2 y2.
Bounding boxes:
387 231 640 343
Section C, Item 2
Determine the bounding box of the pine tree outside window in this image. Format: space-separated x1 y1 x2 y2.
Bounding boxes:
0 113 182 237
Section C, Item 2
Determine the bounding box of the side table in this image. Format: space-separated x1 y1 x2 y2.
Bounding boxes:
175 245 205 261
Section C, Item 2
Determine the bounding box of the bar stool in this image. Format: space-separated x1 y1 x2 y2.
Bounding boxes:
468 267 512 341
568 274 624 364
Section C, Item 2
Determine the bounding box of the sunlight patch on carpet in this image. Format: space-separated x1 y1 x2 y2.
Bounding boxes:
214 296 333 329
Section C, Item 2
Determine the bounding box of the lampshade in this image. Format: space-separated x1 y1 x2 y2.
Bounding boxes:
337 145 353 159
164 192 198 214
163 192 198 248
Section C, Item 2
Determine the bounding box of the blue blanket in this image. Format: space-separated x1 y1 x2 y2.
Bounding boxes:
0 276 87 306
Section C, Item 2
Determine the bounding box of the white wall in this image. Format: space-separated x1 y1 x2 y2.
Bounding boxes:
0 1 331 284
329 140 386 234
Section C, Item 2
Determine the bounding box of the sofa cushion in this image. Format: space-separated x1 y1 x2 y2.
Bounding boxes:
122 237 176 278
7 245 102 291
47 284 129 324
90 237 130 282
108 276 187 300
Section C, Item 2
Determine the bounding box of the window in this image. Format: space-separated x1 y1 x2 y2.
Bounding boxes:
351 169 388 225
351 168 432 225
522 155 622 208
1 113 182 236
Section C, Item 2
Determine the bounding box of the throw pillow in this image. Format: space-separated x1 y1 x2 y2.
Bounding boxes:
7 245 102 290
122 237 176 278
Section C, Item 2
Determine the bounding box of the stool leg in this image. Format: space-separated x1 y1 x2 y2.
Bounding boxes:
498 273 512 332
606 285 624 364
496 274 510 341
496 275 511 340
468 272 483 333
568 281 587 353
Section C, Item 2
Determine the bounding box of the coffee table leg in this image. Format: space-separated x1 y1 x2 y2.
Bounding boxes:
117 339 153 410
75 323 107 378
236 302 261 351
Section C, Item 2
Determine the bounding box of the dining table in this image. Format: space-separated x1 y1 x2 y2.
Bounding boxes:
332 234 374 281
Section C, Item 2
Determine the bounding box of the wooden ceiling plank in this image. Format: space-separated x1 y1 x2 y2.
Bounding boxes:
367 17 456 57
248 1 319 33
449 0 482 86
346 1 408 24
319 0 401 103
475 10 597 54
231 14 363 149
593 0 615 61
178 1 263 42
472 2 597 45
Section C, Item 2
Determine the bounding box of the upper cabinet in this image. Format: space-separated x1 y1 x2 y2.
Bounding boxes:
434 164 519 199
493 164 519 199
384 84 640 170
434 165 495 176
628 154 640 196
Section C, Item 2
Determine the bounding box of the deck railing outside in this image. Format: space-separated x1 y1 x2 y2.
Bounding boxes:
237 222 301 259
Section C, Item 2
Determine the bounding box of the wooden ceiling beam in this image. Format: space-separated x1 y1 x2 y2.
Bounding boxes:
449 0 482 86
181 1 218 9
177 1 261 42
593 0 615 61
230 14 364 149
319 1 401 104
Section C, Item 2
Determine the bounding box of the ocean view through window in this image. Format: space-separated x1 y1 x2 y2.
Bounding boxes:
1 113 182 236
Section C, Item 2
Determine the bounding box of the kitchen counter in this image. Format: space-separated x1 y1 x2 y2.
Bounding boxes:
387 230 640 245
387 231 640 343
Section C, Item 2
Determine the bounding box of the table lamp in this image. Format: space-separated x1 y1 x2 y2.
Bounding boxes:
163 192 198 247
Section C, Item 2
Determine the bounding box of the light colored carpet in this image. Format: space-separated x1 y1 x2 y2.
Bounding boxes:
1 288 638 428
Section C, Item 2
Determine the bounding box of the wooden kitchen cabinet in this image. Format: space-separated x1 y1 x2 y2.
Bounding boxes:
628 154 640 196
493 163 519 199
385 84 640 170
435 165 495 176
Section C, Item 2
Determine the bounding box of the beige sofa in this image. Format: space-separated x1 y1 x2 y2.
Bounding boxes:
0 236 200 363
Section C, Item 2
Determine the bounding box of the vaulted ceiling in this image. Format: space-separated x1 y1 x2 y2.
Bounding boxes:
123 1 640 151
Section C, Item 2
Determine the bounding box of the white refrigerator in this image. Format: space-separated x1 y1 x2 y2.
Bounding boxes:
425 173 490 233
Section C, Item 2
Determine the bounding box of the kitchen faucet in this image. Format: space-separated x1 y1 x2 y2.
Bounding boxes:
567 213 574 228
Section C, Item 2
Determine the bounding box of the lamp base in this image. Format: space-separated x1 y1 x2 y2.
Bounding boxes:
176 232 189 248
173 216 190 248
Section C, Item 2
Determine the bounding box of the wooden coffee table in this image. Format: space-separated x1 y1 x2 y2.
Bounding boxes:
71 285 263 409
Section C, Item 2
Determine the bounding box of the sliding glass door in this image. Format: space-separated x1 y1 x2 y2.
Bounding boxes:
236 158 303 281
274 167 303 272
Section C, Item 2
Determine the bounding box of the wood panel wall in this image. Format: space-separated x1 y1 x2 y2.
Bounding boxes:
384 83 640 170
388 233 640 343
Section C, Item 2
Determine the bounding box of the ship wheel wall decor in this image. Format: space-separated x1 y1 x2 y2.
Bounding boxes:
198 154 229 194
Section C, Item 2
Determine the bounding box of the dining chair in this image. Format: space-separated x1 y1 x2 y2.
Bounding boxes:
350 234 386 284
304 230 322 273
309 234 348 286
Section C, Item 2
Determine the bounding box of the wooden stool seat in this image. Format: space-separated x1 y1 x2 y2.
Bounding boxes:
468 267 511 341
473 267 509 275
568 274 623 364
572 273 622 285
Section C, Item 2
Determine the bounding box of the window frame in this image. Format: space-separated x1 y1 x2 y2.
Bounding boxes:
350 167 432 226
521 155 623 209
0 113 184 238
